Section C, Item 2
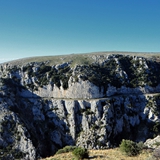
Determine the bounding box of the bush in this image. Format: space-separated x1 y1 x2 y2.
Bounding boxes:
72 147 89 160
56 146 76 154
136 141 144 151
120 139 144 156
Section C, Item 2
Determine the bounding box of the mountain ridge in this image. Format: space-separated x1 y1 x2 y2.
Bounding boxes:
1 51 160 66
0 52 160 159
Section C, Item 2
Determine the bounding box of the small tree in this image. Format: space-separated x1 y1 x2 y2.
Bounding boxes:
72 147 89 160
56 146 76 154
120 139 143 156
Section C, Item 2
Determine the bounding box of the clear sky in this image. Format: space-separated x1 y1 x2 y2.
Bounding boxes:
0 0 160 63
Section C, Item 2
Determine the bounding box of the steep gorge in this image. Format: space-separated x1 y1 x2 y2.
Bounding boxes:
0 52 160 159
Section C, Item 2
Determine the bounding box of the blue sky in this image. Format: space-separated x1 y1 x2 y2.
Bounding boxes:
0 0 160 63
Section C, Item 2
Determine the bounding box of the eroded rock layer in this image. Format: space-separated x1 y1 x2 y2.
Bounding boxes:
0 53 160 159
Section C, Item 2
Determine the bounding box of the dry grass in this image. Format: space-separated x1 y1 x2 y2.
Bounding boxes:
2 51 160 67
43 148 152 160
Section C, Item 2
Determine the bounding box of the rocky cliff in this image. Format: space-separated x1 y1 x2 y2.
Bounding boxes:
0 52 160 159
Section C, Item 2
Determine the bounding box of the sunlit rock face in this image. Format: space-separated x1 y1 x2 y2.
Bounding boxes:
0 53 160 159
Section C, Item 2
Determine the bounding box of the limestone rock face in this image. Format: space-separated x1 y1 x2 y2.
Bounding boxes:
0 53 160 159
145 135 160 149
1 53 160 99
0 99 36 160
33 79 104 99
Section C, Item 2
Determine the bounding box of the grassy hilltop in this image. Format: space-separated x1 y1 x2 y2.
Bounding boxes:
2 51 160 67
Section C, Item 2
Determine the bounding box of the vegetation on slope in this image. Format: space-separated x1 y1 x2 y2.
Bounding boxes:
0 52 160 159
1 51 160 66
43 148 152 160
1 52 160 91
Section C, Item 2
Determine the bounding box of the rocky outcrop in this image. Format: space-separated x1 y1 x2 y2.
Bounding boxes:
1 53 160 99
0 97 36 159
0 89 160 159
0 53 160 159
145 135 160 149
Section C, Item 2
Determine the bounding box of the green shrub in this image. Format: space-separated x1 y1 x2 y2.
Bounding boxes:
39 65 51 74
136 141 144 150
56 146 76 154
72 147 89 160
120 139 144 156
153 122 160 137
154 142 160 146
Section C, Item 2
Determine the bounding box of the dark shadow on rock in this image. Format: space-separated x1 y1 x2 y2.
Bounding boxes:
88 155 106 159
2 83 75 158
107 88 156 147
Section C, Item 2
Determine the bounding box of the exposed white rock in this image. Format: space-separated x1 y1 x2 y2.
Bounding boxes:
145 135 160 149
0 53 160 159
